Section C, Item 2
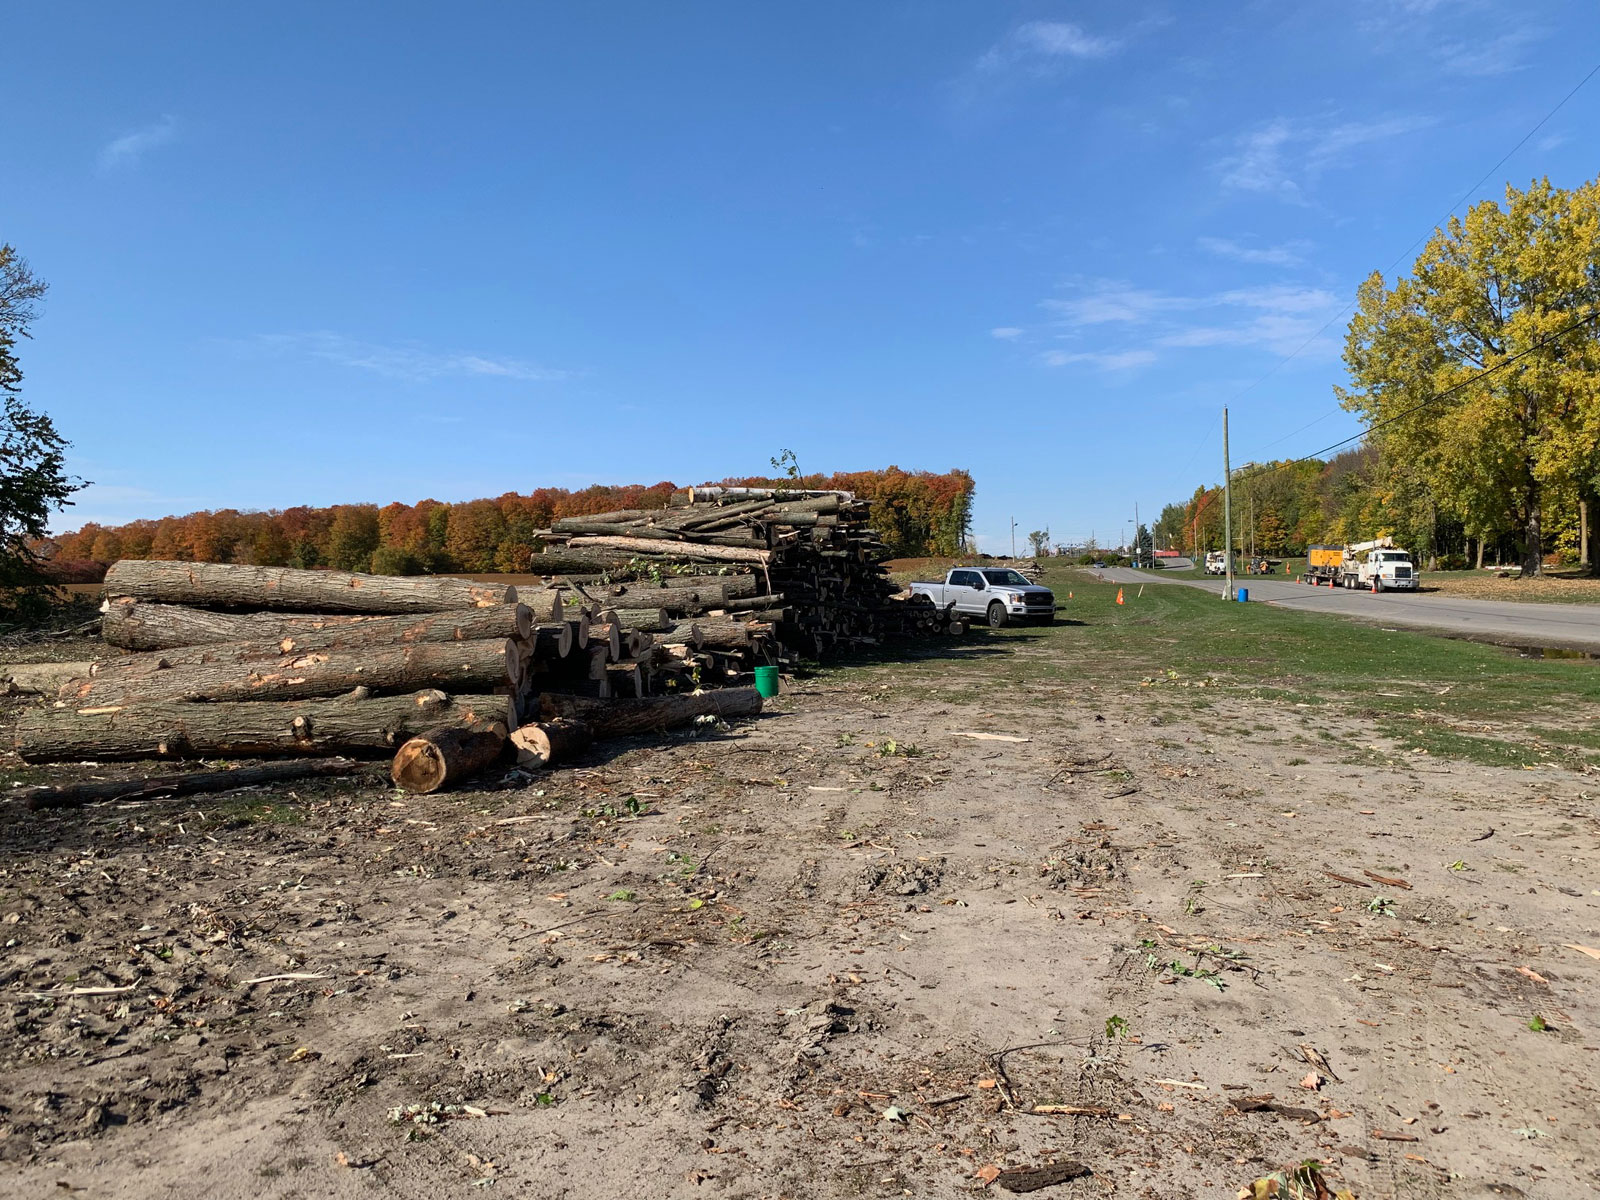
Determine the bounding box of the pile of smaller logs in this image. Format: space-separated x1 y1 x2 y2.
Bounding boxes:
539 486 966 663
10 560 767 801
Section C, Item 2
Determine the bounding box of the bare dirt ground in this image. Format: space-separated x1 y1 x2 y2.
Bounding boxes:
1 632 1598 1199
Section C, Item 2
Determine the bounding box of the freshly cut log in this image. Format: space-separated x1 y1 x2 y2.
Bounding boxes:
539 686 762 738
102 560 515 613
16 689 510 762
689 486 852 502
610 607 669 631
657 621 704 648
391 724 508 794
1 662 94 696
585 622 623 660
566 536 771 565
529 623 574 658
692 617 771 649
97 604 534 663
511 588 563 624
508 719 591 768
18 757 369 812
58 639 517 707
525 551 633 576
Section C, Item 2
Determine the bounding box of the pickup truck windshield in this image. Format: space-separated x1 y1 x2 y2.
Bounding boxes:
981 570 1032 587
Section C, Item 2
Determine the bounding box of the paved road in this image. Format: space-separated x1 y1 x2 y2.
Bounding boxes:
1094 567 1600 652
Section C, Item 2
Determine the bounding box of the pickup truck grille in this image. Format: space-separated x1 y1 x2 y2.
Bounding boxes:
1026 592 1054 608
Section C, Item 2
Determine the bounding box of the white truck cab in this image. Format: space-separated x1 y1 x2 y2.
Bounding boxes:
1346 546 1418 591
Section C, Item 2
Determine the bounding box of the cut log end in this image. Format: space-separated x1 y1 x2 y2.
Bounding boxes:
509 719 592 769
390 723 508 794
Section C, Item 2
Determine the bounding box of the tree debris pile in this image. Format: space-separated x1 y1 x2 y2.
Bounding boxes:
540 485 967 662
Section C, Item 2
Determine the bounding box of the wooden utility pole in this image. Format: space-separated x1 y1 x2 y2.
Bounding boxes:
1222 407 1235 600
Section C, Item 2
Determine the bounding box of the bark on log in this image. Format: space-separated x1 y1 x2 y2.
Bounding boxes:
565 536 771 565
16 690 510 763
391 724 508 794
103 560 515 613
692 618 772 649
610 607 670 631
98 601 533 658
688 486 853 502
58 639 517 707
656 621 704 648
508 719 592 768
525 552 633 576
538 686 762 738
2 662 94 696
18 757 370 811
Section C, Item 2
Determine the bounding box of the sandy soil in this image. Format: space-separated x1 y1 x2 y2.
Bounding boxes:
1 639 1597 1198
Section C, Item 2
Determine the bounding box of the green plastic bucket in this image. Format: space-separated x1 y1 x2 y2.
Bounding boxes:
754 665 781 699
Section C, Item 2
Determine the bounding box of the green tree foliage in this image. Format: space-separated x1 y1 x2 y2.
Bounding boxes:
1338 178 1600 574
0 246 81 614
1027 528 1050 557
325 505 381 572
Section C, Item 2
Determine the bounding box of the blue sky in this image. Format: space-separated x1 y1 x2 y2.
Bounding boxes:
5 2 1598 552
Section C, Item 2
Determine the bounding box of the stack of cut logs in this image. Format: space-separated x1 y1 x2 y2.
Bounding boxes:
12 559 764 796
9 487 962 800
540 485 965 660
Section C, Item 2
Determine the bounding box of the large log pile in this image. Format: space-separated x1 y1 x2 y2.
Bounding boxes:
13 487 957 792
540 485 965 669
14 557 770 792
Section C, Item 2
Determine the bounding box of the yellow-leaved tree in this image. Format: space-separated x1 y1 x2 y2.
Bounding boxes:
1337 178 1600 574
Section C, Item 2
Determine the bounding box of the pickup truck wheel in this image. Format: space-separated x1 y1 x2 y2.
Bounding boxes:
987 602 1008 629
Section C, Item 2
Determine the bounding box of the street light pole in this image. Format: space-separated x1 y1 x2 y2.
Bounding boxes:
1010 517 1017 559
1222 406 1235 600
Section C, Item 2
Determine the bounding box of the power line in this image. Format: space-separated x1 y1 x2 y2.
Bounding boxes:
1232 56 1600 455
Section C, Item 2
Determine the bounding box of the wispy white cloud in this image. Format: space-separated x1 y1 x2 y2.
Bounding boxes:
1026 278 1341 368
976 20 1118 73
1434 29 1541 76
98 116 178 171
990 327 1024 340
252 332 574 383
1040 282 1187 326
1197 236 1312 267
1040 349 1157 371
1216 114 1432 201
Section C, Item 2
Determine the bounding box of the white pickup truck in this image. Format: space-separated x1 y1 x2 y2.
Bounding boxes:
909 567 1056 628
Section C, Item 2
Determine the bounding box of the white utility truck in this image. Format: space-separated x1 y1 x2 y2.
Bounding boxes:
1305 538 1418 591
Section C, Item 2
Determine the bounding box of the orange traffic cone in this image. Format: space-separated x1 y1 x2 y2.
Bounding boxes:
1115 588 1125 605
1068 591 1073 599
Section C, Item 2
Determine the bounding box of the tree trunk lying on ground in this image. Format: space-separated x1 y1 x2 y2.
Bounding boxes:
101 598 549 652
508 719 591 768
391 724 508 793
565 536 772 565
1 662 94 696
57 639 517 706
539 686 762 738
97 604 535 665
16 689 510 762
16 757 371 811
102 560 516 613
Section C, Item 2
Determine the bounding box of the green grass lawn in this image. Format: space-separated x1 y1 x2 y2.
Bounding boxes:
837 563 1600 770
